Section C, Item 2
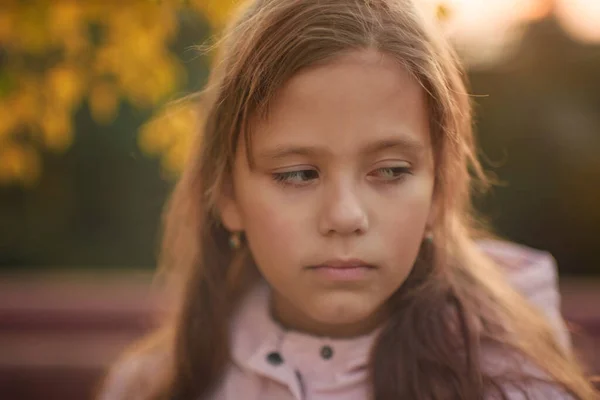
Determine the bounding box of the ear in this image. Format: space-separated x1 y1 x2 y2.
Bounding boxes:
217 181 244 232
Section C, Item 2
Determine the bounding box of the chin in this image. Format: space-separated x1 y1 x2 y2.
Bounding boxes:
308 294 382 329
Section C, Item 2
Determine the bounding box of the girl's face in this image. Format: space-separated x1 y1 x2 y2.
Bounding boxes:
220 49 435 338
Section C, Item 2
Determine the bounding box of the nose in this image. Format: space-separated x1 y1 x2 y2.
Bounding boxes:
318 180 368 236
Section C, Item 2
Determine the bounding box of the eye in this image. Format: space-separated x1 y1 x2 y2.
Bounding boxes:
272 169 319 186
370 166 411 182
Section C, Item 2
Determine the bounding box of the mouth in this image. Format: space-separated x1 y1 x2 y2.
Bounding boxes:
308 259 377 270
306 259 377 281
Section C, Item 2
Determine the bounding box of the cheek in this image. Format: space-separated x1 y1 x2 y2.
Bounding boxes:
378 179 434 256
236 181 308 264
382 175 433 219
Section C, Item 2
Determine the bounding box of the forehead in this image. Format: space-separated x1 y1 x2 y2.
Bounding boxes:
247 49 431 158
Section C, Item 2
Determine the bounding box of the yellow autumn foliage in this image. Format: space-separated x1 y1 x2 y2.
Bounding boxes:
191 0 238 27
139 98 201 177
0 143 40 187
0 1 212 186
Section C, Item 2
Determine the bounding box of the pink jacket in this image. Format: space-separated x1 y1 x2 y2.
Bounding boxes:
99 241 573 399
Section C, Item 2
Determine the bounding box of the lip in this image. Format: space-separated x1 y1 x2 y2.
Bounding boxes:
310 258 376 270
307 259 376 281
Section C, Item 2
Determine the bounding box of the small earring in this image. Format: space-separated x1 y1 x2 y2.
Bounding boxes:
229 231 241 249
424 231 434 243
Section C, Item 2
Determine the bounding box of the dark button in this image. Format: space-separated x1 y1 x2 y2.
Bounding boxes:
320 345 334 360
266 351 284 365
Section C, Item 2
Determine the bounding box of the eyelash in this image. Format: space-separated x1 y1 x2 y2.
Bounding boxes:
272 170 319 185
373 166 412 180
272 166 411 186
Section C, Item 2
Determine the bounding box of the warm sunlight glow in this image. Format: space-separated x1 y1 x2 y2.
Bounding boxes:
520 0 554 22
417 0 600 66
555 0 600 43
417 0 541 67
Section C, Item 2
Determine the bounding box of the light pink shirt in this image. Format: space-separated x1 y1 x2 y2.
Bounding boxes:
100 241 573 399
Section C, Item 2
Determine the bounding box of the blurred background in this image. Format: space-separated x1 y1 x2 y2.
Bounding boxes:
0 0 598 398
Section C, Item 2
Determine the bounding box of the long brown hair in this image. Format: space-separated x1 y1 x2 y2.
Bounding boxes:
102 0 598 399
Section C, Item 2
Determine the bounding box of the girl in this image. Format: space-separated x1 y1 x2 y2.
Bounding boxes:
99 0 598 399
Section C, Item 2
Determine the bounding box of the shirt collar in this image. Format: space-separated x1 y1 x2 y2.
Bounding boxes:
230 281 382 382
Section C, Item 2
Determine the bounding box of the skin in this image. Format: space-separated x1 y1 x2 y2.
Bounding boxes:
220 49 435 338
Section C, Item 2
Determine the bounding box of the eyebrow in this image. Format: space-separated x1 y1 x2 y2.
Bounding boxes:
256 136 426 161
363 137 425 157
